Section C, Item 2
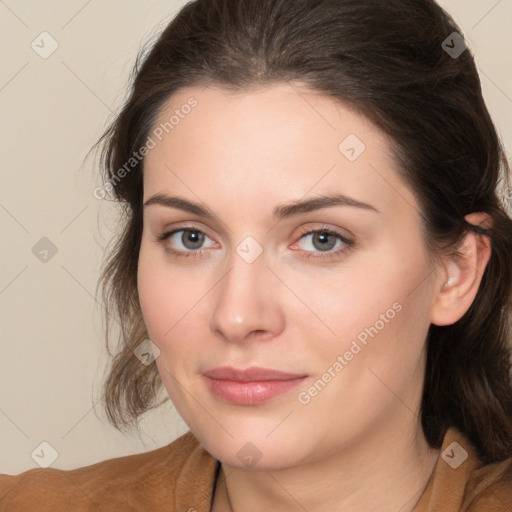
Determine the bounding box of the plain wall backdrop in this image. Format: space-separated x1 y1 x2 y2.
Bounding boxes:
0 0 511 473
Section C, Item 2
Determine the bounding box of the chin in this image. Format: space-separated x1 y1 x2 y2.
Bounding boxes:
194 421 308 470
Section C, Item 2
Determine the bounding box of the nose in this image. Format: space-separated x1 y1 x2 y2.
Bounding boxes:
209 248 284 345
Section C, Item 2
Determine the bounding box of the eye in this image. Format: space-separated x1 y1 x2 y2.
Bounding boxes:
156 227 216 259
155 224 354 261
292 225 354 261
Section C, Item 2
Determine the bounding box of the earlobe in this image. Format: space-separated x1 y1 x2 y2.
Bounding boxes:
430 212 492 326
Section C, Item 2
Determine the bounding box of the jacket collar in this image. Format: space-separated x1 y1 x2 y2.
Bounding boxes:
174 427 483 511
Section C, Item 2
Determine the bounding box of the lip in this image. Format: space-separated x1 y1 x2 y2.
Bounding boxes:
202 366 308 405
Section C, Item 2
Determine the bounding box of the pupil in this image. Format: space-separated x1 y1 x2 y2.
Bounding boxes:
184 230 203 249
314 232 335 251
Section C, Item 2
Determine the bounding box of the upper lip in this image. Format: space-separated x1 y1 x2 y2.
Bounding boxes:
203 366 307 381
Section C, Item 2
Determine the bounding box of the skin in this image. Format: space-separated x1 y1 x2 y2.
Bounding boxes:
137 82 491 512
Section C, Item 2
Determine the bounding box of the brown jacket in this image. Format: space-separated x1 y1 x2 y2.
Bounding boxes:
1 427 511 511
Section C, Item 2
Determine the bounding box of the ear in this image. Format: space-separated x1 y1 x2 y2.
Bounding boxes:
430 212 492 326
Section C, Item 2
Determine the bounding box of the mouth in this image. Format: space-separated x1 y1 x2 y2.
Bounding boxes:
202 366 308 405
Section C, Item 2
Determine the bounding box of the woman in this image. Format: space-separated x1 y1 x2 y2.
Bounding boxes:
1 0 511 510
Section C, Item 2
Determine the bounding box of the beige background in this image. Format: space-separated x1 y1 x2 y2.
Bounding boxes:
0 0 511 473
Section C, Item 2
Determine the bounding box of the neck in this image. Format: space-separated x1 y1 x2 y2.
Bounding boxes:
212 420 441 512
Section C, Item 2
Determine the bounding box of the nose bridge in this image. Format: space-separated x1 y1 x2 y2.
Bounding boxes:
209 242 282 343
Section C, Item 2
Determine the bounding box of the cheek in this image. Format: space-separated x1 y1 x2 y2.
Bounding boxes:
137 240 193 339
137 246 193 401
292 258 433 440
137 222 433 369
137 243 182 354
137 262 169 342
137 240 215 383
305 236 433 382
297 247 426 346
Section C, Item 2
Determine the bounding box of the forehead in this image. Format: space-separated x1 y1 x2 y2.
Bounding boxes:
147 82 377 160
142 82 417 219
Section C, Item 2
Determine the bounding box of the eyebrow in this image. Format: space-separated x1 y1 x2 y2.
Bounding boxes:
143 192 380 221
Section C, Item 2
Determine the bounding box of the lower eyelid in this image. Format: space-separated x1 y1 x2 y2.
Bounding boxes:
168 229 217 250
159 227 353 259
293 230 349 251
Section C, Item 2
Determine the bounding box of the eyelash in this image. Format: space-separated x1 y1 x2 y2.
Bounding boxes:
155 225 355 262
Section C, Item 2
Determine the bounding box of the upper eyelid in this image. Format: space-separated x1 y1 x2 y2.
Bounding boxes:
162 224 352 248
162 223 218 244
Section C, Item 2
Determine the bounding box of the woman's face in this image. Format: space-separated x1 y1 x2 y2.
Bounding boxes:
138 82 443 468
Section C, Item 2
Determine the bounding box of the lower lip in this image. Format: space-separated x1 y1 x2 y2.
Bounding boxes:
203 375 308 405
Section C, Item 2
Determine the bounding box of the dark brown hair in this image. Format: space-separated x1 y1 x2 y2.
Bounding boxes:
93 0 512 464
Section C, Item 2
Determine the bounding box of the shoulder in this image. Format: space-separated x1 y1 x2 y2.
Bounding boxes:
463 452 512 511
415 427 512 512
0 430 215 512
